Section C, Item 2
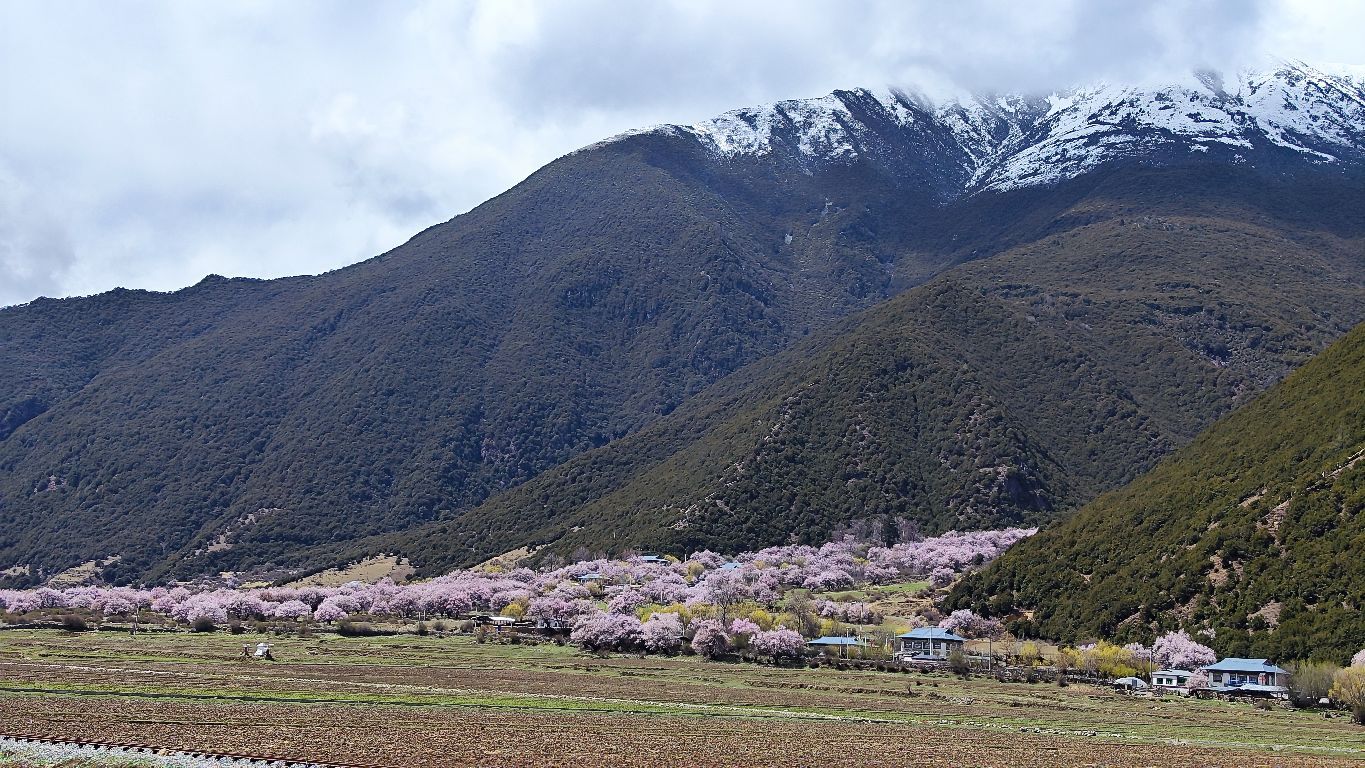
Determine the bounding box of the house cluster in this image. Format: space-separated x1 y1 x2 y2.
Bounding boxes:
1150 657 1290 698
806 627 970 660
820 626 1292 703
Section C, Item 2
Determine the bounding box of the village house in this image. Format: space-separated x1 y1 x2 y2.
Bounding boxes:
894 627 966 661
1201 658 1289 697
807 636 868 655
1151 668 1192 693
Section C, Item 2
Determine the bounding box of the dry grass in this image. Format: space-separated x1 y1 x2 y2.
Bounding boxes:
284 555 415 588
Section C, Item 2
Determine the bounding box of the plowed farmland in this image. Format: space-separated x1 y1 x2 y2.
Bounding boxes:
0 630 1360 767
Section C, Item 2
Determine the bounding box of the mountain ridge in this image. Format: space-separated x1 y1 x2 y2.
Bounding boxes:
1 65 1363 585
346 164 1365 577
597 61 1364 195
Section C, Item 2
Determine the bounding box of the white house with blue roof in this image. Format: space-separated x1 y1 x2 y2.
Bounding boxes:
895 627 966 661
1201 658 1289 697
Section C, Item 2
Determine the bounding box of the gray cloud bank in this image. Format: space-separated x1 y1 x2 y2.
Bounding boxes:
1 0 1360 306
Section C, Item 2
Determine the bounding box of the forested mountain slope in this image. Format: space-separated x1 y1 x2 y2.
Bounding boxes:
1 63 1362 585
363 165 1365 576
946 321 1365 663
0 133 970 585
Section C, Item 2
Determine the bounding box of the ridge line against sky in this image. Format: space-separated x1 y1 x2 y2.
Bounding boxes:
1 0 1361 307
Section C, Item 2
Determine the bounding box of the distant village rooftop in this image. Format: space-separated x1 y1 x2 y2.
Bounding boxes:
896 627 967 642
1202 658 1288 675
807 636 867 647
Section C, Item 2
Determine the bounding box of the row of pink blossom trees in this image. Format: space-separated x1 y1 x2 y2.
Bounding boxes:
0 528 1036 632
0 529 1047 661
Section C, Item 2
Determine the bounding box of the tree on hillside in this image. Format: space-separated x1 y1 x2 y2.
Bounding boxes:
690 620 730 659
1287 661 1339 707
640 613 683 654
570 612 643 651
313 602 347 623
1152 630 1216 670
1330 667 1365 725
939 609 1002 639
750 628 805 660
102 596 135 618
274 600 311 621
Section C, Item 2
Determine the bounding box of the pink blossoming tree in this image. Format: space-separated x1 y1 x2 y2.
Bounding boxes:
1152 630 1217 671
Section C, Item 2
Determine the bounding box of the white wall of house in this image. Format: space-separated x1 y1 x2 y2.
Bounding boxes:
897 638 962 658
1213 670 1280 686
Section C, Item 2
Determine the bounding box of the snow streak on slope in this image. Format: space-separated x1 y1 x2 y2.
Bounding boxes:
602 61 1365 197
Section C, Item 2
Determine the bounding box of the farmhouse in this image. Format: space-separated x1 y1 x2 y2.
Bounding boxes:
1151 668 1192 693
807 636 867 652
1201 658 1289 697
894 627 966 661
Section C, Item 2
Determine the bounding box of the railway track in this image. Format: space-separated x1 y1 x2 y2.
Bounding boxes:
0 733 397 767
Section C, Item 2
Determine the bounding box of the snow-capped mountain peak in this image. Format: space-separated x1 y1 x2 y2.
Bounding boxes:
601 62 1365 197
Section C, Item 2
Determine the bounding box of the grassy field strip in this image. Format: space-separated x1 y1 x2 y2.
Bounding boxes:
6 686 1359 760
4 660 1361 758
21 660 1354 758
6 635 1362 754
0 673 928 723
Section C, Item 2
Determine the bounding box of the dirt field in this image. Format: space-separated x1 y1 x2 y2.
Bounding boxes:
0 629 1360 767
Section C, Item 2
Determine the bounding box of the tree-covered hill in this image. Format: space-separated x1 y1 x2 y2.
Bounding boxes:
359 165 1365 577
946 321 1365 663
0 132 991 585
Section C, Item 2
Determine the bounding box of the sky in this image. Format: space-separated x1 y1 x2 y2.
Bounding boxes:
1 0 1361 307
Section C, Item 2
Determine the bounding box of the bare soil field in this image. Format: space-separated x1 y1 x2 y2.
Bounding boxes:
0 630 1360 767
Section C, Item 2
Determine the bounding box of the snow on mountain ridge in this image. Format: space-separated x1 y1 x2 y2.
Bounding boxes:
601 62 1365 196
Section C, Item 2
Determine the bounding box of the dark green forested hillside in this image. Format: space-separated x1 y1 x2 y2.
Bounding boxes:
0 128 1169 586
350 167 1365 576
947 322 1365 663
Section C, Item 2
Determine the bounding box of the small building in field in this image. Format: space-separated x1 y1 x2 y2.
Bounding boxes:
576 572 604 584
894 627 966 661
636 554 669 564
1112 676 1150 692
1152 668 1193 693
1201 658 1289 697
807 636 867 653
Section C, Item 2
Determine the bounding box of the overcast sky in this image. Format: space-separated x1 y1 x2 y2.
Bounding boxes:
1 0 1360 307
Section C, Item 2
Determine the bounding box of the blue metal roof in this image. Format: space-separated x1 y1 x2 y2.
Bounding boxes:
807 636 866 646
896 627 967 642
1202 658 1287 674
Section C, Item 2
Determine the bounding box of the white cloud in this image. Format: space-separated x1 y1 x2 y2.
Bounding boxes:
0 0 1357 306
